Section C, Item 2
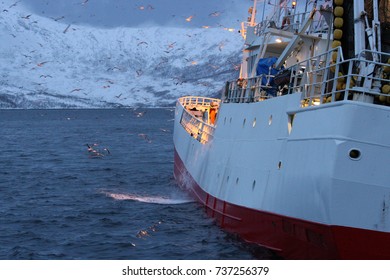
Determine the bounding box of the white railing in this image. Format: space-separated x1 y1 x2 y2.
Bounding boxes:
178 96 219 144
295 48 390 107
178 96 220 108
254 10 328 36
223 47 390 108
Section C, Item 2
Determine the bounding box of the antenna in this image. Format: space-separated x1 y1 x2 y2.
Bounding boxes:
249 0 258 26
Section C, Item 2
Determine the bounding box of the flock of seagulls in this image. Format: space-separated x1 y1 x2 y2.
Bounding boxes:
2 2 227 246
5 1 235 65
86 143 111 158
3 1 240 109
138 5 154 11
84 108 171 159
136 221 162 239
4 0 231 32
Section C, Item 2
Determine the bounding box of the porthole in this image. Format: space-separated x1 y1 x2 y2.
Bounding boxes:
278 161 282 169
236 177 239 185
349 149 361 160
229 117 232 124
224 117 227 125
243 118 246 127
252 180 256 190
268 115 273 125
227 176 230 183
252 118 257 127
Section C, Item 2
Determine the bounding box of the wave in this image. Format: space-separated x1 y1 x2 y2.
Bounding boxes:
105 192 194 205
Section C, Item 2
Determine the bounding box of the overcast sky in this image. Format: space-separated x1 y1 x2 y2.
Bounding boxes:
20 0 254 29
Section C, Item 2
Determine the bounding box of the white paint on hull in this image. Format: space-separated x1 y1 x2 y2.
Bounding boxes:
174 96 390 232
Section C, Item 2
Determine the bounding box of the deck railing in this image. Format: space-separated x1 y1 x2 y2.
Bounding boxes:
223 48 390 107
254 9 329 36
178 96 220 108
296 48 390 107
178 96 219 144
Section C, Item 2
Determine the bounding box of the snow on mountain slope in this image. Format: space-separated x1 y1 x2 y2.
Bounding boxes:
0 0 243 108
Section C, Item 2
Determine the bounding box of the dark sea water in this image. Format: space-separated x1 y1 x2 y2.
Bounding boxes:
0 109 274 260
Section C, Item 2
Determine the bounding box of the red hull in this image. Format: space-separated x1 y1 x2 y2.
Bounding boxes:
174 149 390 259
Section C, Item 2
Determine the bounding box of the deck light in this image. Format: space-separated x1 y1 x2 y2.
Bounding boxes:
292 1 296 8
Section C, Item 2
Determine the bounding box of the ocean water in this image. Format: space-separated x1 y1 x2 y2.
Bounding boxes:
0 109 275 260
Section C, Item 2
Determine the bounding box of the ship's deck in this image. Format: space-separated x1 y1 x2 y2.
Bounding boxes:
178 96 220 144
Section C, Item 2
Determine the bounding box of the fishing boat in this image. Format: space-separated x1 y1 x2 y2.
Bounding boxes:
173 0 390 259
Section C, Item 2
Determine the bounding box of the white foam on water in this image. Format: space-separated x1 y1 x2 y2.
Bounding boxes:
105 192 194 205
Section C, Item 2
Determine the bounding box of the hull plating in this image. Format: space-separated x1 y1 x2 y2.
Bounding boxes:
174 148 390 259
173 97 390 259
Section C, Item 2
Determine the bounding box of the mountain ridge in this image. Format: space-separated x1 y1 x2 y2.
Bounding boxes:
0 0 243 108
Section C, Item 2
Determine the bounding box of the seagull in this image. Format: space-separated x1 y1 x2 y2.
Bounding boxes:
167 42 176 49
137 41 148 46
70 88 83 93
138 133 152 143
107 66 122 72
185 15 194 22
148 221 162 232
136 221 162 238
209 11 222 17
136 230 150 238
9 1 20 9
86 143 97 153
51 16 65 22
86 144 110 158
134 111 146 118
63 24 71 34
218 42 225 51
37 61 49 67
136 69 143 77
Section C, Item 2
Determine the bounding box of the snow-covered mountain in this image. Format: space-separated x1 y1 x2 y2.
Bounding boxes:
0 0 243 108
